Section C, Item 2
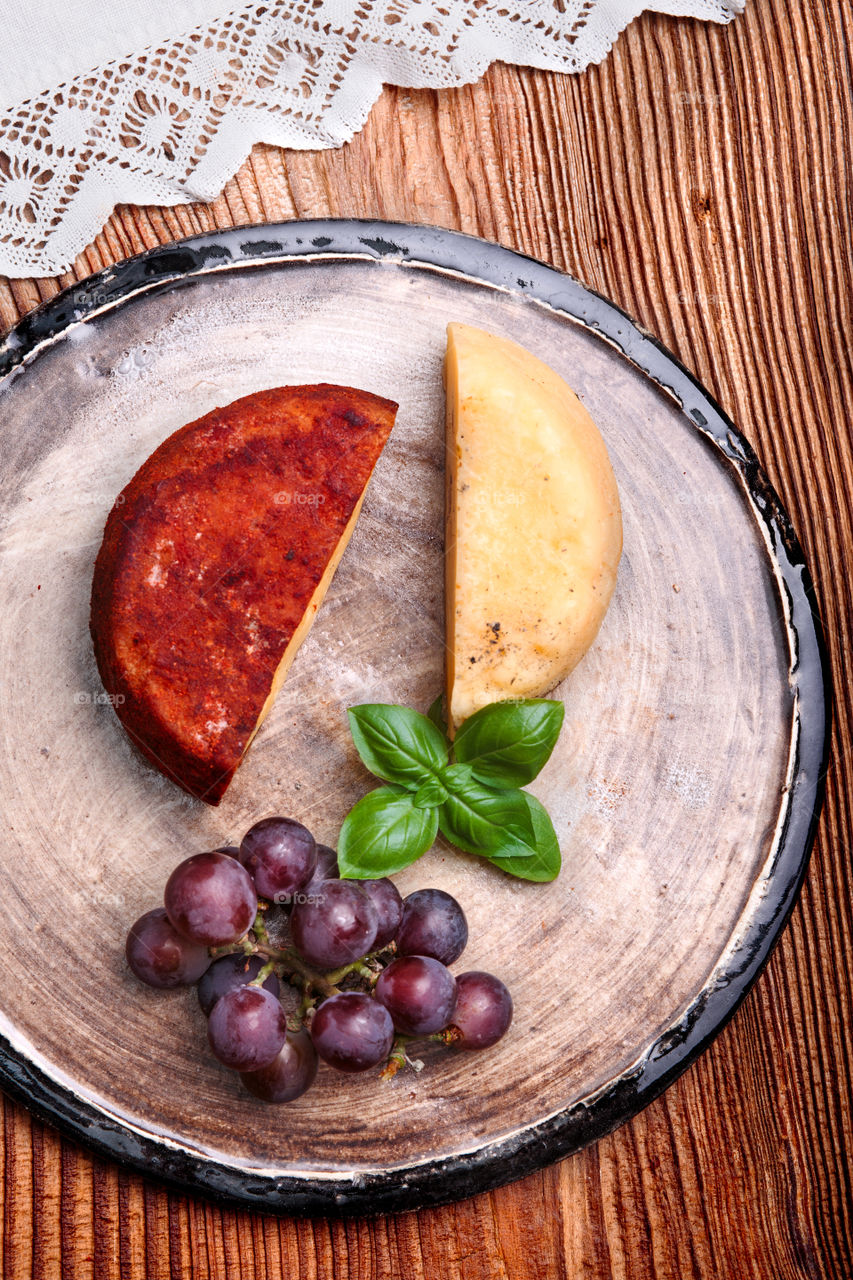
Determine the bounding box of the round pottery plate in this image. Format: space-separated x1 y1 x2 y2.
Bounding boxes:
0 222 828 1216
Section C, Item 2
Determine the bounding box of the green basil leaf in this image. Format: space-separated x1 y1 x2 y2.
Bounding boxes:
488 793 561 881
338 786 438 878
427 694 448 737
438 781 536 857
440 761 476 790
347 704 449 788
411 777 449 809
453 699 565 788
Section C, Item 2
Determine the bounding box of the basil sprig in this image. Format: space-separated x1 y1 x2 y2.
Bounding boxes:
453 699 566 787
337 698 564 882
336 786 439 877
346 703 448 787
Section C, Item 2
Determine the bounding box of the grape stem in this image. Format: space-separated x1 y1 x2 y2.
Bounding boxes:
322 946 390 987
269 946 340 997
210 937 340 999
247 958 278 989
378 1034 425 1080
379 1035 412 1081
251 909 270 945
296 989 316 1023
232 937 395 998
429 1026 463 1045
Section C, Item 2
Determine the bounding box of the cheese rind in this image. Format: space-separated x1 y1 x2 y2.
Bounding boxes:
445 323 622 729
90 384 397 803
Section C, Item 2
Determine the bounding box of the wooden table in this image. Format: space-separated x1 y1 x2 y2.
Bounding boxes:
1 1 850 1275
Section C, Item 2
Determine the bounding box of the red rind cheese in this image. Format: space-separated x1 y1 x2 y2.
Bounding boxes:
90 384 397 804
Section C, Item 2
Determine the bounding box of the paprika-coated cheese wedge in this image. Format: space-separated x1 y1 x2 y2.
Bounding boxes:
90 384 397 803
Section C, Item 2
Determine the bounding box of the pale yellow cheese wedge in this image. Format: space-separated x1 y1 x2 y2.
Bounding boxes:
445 322 622 729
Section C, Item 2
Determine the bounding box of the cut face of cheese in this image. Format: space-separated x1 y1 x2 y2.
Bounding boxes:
90 384 397 804
445 323 622 730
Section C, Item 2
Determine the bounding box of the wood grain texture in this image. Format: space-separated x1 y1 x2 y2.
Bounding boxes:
0 0 850 1274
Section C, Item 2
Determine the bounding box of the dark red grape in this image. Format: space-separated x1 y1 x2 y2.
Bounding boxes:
241 1029 318 1102
310 992 394 1072
126 908 210 988
448 972 513 1049
305 844 340 889
290 880 378 968
197 953 280 1016
396 889 468 965
358 878 403 949
239 817 317 903
164 851 257 946
207 985 286 1071
214 845 241 859
290 844 341 914
374 955 457 1035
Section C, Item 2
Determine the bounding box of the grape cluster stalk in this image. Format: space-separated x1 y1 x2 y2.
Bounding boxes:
125 817 513 1103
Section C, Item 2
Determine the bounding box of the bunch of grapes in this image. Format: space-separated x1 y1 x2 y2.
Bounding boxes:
125 816 513 1103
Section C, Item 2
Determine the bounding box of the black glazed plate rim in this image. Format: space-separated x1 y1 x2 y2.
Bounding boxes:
0 220 831 1216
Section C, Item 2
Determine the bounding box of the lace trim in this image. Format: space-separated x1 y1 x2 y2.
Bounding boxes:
0 0 744 276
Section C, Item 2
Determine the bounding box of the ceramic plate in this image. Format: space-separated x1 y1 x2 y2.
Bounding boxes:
0 222 828 1215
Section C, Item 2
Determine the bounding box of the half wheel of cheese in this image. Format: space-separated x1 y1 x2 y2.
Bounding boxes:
445 323 622 729
90 384 397 804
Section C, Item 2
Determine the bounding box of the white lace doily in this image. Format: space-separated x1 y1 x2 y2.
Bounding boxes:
0 0 744 278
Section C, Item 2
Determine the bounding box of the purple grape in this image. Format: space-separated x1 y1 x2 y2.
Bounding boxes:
448 972 513 1049
214 845 241 859
241 1029 318 1102
305 844 340 890
125 908 210 988
164 851 257 946
290 880 378 969
310 992 394 1072
374 955 457 1035
239 817 317 903
207 985 286 1071
358 878 403 949
396 889 468 965
290 844 341 913
197 953 280 1016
